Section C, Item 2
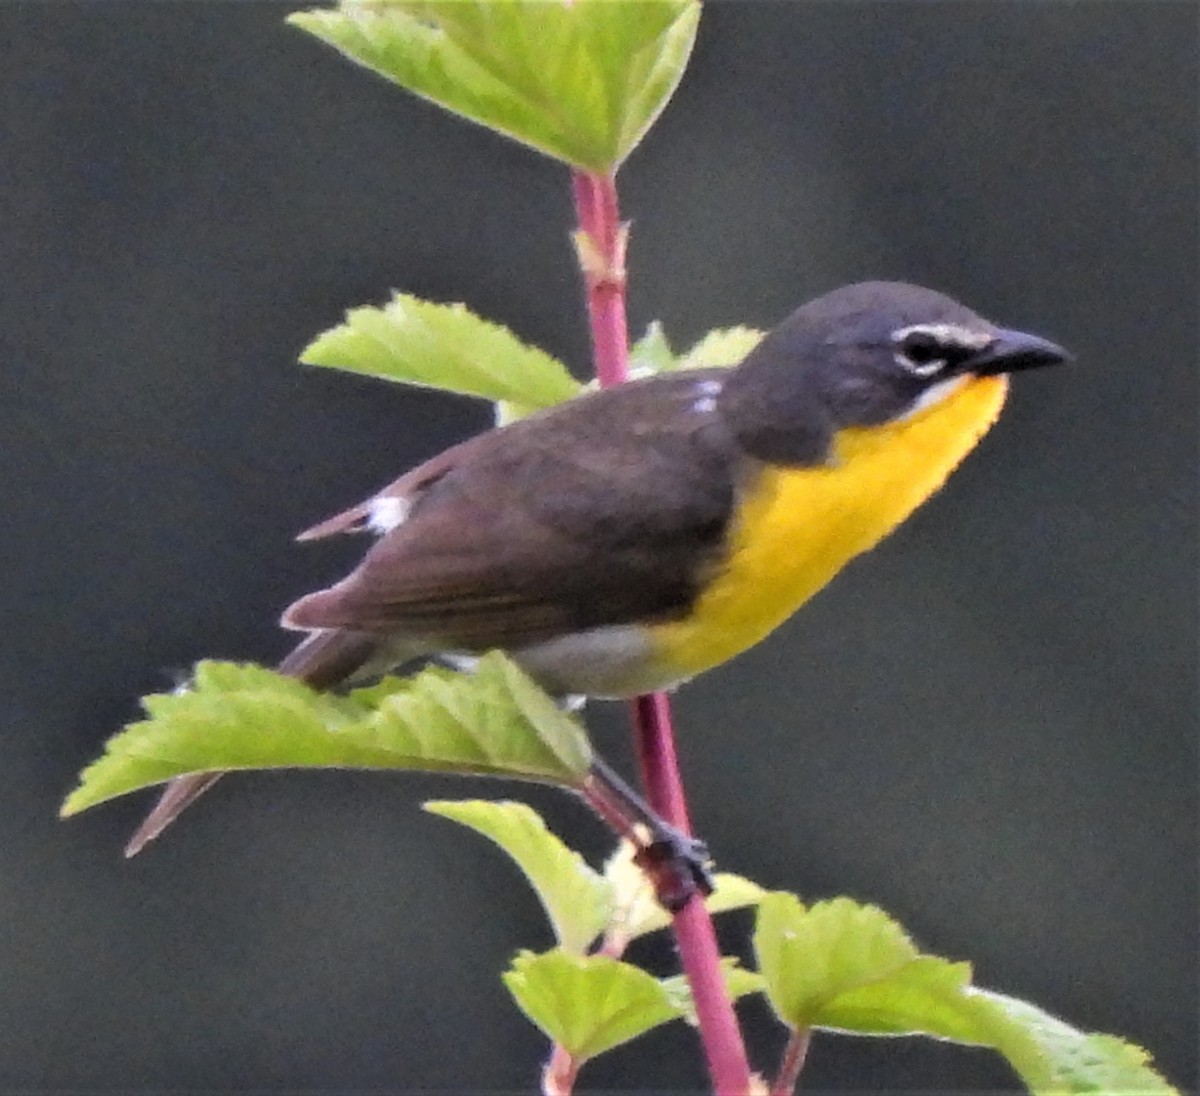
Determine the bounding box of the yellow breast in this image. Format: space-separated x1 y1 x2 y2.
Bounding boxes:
652 374 1010 676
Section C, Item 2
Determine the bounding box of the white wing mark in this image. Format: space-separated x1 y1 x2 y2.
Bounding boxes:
367 495 411 534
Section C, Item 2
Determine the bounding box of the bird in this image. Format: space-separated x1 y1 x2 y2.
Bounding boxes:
125 280 1070 858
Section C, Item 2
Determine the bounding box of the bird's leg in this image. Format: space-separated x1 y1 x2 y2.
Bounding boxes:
581 754 714 912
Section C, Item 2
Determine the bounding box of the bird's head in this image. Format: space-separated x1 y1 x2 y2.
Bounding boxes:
718 280 1071 464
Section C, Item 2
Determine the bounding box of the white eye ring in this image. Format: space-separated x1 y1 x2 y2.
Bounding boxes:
893 350 945 377
893 322 992 379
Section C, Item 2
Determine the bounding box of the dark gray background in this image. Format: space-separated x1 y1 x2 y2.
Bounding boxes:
2 2 1196 1092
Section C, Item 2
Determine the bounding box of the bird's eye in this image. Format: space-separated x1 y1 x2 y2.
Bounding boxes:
899 331 945 368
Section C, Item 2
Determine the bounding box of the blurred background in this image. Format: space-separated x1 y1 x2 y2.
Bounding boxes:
1 2 1195 1092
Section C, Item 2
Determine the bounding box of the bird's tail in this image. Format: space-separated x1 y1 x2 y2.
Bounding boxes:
123 630 382 858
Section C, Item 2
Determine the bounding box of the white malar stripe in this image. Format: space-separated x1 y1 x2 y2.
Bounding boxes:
898 375 969 422
367 494 412 534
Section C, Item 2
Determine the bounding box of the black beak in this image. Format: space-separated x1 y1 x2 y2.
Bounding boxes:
969 328 1073 375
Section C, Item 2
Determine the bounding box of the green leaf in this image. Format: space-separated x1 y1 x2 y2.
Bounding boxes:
604 839 764 942
755 893 922 1028
966 991 1178 1095
753 892 1179 1095
624 322 764 377
61 653 592 817
300 293 580 409
502 948 680 1061
629 321 676 375
288 0 702 172
809 954 981 1040
492 398 542 426
424 799 612 954
504 949 762 1061
676 325 764 370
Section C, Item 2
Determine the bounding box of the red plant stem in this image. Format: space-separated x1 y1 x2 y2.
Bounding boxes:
770 1028 812 1096
632 691 692 830
543 1043 580 1096
571 168 753 1095
570 172 629 388
673 895 756 1092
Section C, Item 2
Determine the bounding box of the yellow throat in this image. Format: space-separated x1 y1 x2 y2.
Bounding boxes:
654 374 1010 675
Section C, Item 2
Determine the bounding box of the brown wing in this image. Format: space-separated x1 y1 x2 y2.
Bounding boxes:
283 371 741 650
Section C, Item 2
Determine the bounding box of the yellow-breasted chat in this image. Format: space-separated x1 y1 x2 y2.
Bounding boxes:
126 280 1070 858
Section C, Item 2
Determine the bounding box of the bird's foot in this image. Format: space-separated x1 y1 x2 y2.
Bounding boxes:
634 824 714 912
